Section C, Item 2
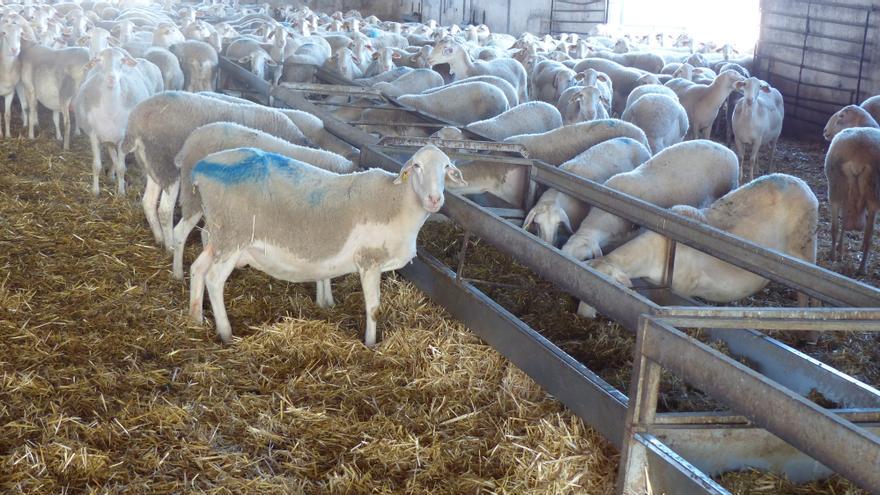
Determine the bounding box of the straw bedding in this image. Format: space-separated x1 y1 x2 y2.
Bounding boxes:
0 123 869 494
0 132 618 493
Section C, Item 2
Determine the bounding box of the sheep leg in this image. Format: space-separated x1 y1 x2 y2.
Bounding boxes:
205 255 238 344
768 138 778 173
359 267 382 347
25 90 36 139
3 93 12 138
158 180 180 252
112 145 128 195
830 202 842 262
858 210 875 274
750 137 763 182
62 105 71 151
172 213 203 280
188 244 214 324
142 177 164 245
316 278 335 308
89 133 102 197
734 138 746 182
52 111 61 142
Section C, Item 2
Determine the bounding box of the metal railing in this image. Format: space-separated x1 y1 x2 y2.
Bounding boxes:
219 58 880 494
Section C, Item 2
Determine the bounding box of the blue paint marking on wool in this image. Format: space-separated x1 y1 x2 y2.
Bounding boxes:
193 147 306 185
366 28 381 38
307 188 326 206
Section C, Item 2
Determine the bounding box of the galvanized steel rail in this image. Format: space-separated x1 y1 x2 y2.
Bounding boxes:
219 58 880 494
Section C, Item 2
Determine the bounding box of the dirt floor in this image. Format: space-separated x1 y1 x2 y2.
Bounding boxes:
0 119 872 494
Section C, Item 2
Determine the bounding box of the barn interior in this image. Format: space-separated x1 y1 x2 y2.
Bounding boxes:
1 0 880 494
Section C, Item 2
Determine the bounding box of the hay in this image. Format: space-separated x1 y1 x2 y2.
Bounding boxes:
0 130 617 493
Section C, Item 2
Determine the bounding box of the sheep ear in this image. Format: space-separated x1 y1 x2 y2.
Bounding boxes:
522 208 537 230
597 73 609 82
734 80 745 90
123 57 138 67
574 72 584 81
371 51 379 60
559 209 573 234
760 84 771 92
569 93 582 103
392 51 401 59
238 55 252 64
445 162 467 185
84 58 98 70
393 160 415 185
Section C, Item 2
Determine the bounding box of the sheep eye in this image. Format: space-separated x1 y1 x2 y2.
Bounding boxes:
413 162 422 169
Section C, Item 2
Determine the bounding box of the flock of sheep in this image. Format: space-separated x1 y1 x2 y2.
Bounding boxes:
2 0 879 344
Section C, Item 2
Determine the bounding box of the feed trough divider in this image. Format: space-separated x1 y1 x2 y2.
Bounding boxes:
219 57 880 494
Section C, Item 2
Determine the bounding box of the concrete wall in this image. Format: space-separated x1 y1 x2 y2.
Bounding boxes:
755 0 880 134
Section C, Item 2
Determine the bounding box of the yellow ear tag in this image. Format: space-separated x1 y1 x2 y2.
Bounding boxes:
401 170 409 182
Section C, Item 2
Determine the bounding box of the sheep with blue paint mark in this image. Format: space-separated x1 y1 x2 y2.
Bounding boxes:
188 145 466 345
171 122 356 281
122 91 311 252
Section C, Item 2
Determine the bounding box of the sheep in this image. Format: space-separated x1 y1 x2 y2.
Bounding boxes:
572 58 659 115
624 83 678 111
168 40 217 92
420 75 519 108
560 85 609 124
122 91 310 251
188 145 466 345
0 23 25 138
861 95 880 123
621 93 689 154
504 119 650 165
225 38 276 81
363 46 400 77
372 68 444 97
325 46 362 79
581 174 817 317
555 68 613 120
561 140 739 260
530 59 576 105
523 137 651 245
74 48 154 196
144 47 184 91
716 62 750 145
824 127 880 274
427 37 529 103
673 69 746 139
397 81 509 126
593 49 665 74
18 43 90 149
465 102 562 141
192 92 358 161
823 105 879 141
731 77 784 181
171 122 356 280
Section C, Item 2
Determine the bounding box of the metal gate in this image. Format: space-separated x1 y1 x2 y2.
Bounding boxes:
756 0 877 131
549 0 608 36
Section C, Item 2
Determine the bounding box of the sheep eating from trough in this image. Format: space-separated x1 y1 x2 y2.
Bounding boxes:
561 140 739 261
188 145 466 345
580 174 818 317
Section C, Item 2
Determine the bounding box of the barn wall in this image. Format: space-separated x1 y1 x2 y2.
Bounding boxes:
755 0 880 136
398 0 607 36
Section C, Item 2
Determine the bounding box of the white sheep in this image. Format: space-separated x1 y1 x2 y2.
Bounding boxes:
560 85 609 124
731 77 784 181
523 137 651 245
824 127 880 274
573 58 659 115
581 174 817 317
561 140 739 260
504 119 650 165
624 83 678 111
823 104 879 142
188 145 466 345
427 37 529 103
466 101 562 141
397 81 509 125
372 68 444 97
171 122 356 280
621 93 689 154
671 69 745 139
556 68 613 120
420 75 519 108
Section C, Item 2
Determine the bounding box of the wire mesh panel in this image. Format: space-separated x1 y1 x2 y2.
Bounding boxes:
549 0 608 36
756 0 877 131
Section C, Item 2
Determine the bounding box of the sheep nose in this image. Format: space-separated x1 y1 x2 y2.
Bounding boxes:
427 194 441 206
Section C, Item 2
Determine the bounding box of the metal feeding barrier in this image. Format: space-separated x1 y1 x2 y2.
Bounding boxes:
219 58 880 494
